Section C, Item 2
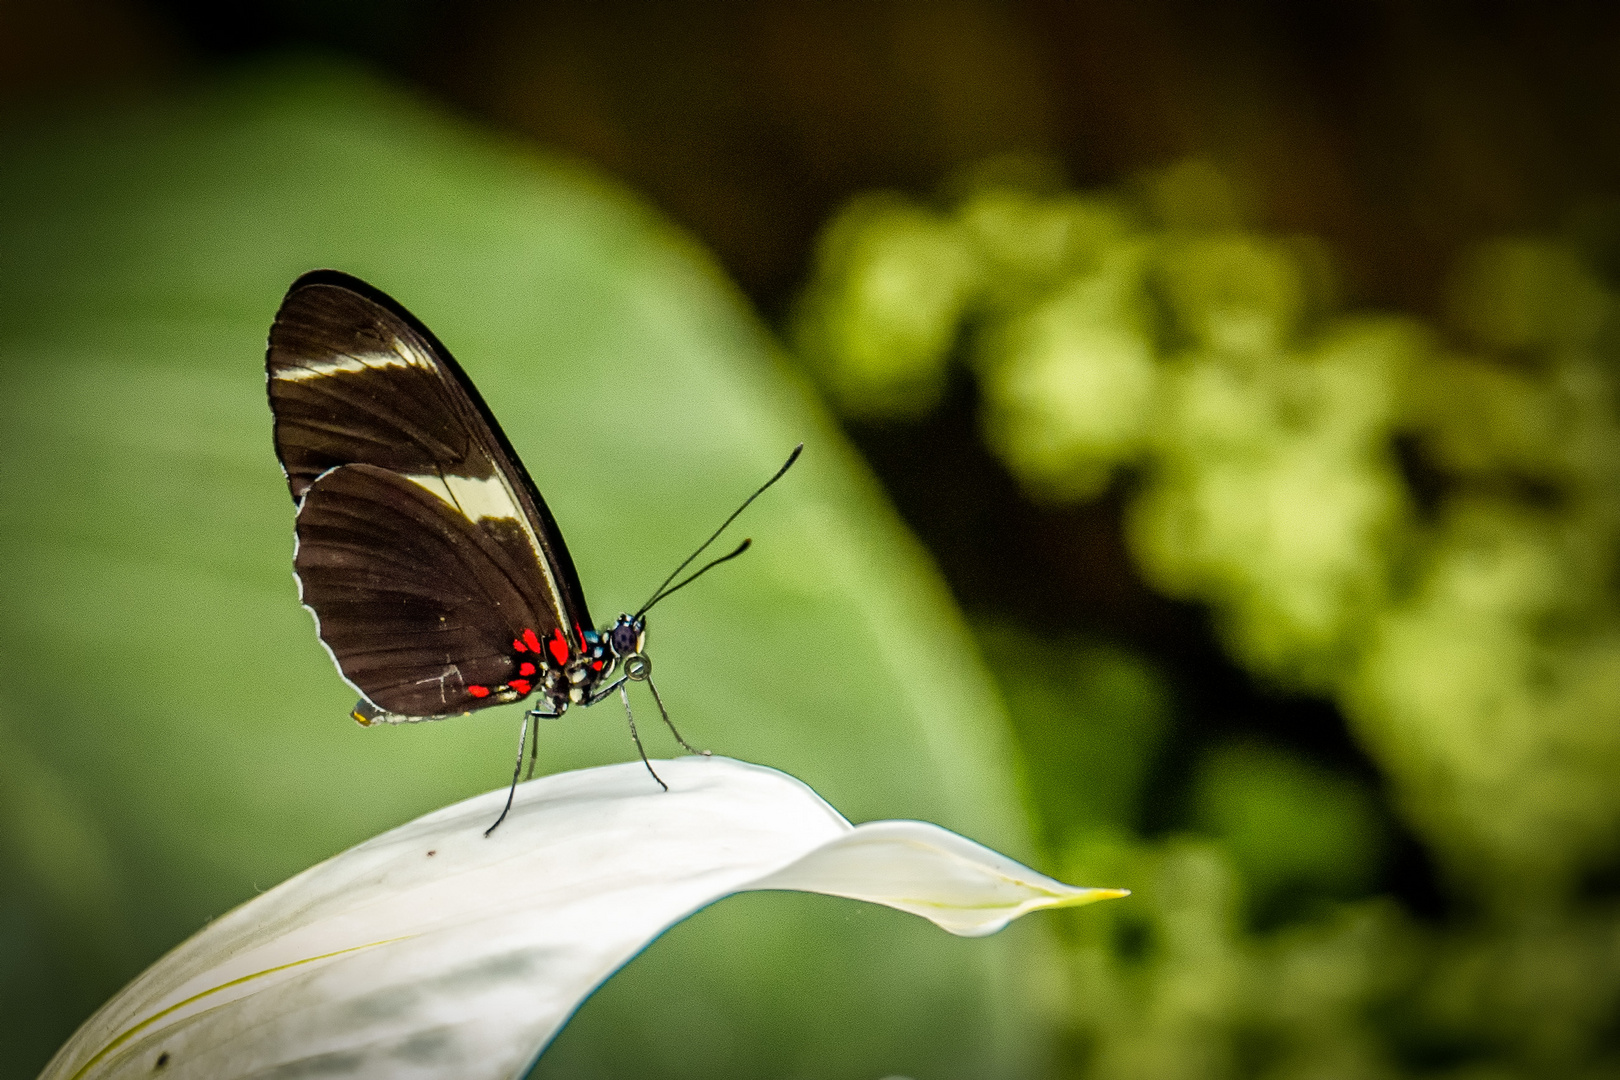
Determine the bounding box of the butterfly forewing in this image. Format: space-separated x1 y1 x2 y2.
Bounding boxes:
267 270 592 719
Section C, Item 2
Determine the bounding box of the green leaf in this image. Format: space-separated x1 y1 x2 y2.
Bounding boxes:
0 60 1045 1079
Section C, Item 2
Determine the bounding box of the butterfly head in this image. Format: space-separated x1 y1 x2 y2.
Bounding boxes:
606 613 647 658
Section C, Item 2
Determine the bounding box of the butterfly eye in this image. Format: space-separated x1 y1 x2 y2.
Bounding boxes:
610 620 641 655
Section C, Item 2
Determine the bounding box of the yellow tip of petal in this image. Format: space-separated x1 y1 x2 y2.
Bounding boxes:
1026 886 1130 915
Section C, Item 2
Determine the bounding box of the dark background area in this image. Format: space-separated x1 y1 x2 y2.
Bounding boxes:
12 0 1619 320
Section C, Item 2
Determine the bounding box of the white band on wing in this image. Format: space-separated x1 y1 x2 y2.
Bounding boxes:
272 347 432 381
404 472 522 523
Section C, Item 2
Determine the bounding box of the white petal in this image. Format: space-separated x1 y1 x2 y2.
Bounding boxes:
750 820 1128 937
42 758 1125 1080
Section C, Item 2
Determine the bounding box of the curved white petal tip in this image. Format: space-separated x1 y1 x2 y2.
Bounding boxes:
755 818 1130 937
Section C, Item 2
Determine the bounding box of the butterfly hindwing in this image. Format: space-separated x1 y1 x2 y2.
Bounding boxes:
294 464 547 716
266 271 592 718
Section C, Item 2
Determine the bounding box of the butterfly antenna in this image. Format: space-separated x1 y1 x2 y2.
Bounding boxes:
640 539 751 615
636 443 802 617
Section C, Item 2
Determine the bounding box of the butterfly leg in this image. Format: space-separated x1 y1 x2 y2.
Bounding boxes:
584 675 628 705
643 675 709 757
520 702 563 780
618 683 669 792
522 710 540 781
526 717 539 781
617 652 709 758
485 710 538 837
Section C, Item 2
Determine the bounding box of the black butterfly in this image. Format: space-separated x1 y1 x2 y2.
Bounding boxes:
266 270 798 832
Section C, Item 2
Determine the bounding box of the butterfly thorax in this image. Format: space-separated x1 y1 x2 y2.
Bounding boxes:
526 613 647 714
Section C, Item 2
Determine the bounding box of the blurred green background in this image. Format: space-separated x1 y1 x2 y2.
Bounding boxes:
5 2 1620 1078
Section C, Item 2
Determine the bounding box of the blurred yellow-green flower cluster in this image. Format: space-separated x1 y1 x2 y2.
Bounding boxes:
796 158 1620 1078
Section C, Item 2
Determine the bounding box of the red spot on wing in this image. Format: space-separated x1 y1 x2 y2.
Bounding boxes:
509 678 532 696
512 638 527 653
576 623 587 649
523 628 543 654
592 659 604 671
467 685 491 698
548 628 569 666
518 661 536 677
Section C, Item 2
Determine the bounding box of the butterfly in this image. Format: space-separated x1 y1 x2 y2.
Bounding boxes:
266 270 799 832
